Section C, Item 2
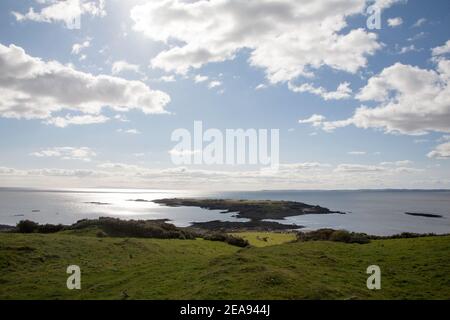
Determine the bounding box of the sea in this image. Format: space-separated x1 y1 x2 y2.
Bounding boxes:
0 188 449 236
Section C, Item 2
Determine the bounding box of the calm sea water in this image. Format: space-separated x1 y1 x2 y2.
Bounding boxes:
0 188 449 236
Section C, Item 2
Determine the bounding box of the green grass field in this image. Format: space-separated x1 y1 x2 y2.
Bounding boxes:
230 232 297 247
1 231 449 300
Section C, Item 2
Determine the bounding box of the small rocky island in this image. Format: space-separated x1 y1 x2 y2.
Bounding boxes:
405 212 443 219
152 198 345 231
84 202 111 206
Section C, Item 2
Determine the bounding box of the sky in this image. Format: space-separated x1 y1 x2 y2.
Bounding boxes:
0 0 450 190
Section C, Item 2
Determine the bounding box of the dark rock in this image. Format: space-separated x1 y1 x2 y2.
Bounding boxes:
405 212 443 218
84 202 111 206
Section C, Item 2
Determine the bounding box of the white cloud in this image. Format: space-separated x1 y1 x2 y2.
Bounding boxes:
133 153 146 158
117 128 141 135
255 84 268 91
392 167 424 173
44 114 109 128
194 75 209 83
208 80 222 89
407 32 427 42
0 166 107 179
334 164 386 173
334 162 422 174
300 57 450 135
72 40 90 55
0 167 26 176
0 43 170 124
111 60 141 75
277 162 332 171
298 114 327 127
159 75 176 82
131 0 387 84
412 18 427 28
432 40 450 57
168 149 202 158
97 162 143 171
12 0 105 28
372 0 406 9
397 44 421 54
353 61 450 134
30 147 96 162
114 114 130 122
348 151 366 155
28 168 105 178
288 82 352 100
380 160 413 166
428 142 450 159
387 17 403 27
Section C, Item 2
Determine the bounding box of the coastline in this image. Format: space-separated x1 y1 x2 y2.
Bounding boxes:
1 189 449 236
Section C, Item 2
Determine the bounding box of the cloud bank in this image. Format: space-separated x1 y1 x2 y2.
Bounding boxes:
130 0 389 85
0 159 436 190
299 56 450 135
0 43 171 125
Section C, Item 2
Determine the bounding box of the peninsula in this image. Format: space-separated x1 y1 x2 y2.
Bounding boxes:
152 198 345 231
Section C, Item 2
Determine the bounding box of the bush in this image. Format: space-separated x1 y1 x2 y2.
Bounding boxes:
224 235 249 248
368 232 441 240
296 229 334 242
37 224 65 234
16 221 65 234
203 232 227 242
16 220 39 233
204 232 249 248
96 230 107 238
329 230 352 243
296 229 370 244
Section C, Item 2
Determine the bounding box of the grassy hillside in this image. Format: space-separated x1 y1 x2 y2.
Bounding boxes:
0 231 449 300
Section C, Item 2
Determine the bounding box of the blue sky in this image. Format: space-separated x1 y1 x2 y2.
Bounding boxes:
0 0 449 190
